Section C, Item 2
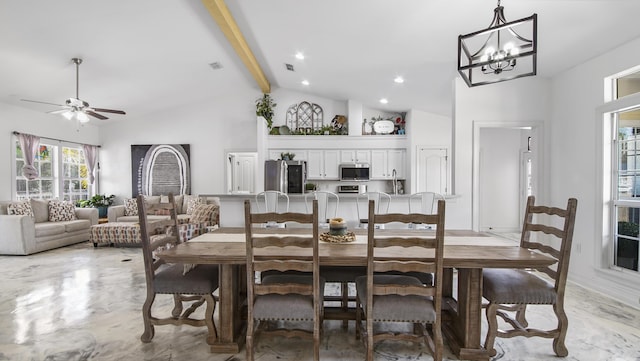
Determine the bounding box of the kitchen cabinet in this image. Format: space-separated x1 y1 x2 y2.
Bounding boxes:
307 150 339 180
268 149 307 161
371 149 405 179
340 150 370 164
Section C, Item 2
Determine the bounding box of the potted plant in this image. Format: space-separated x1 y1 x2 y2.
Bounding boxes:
78 194 115 218
280 152 295 161
255 93 277 131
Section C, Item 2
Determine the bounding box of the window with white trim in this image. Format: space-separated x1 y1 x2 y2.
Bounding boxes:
15 139 92 202
610 69 640 273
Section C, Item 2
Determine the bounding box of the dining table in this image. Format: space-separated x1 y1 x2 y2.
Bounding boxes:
156 227 555 361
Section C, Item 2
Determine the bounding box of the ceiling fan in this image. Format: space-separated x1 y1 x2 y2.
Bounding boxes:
21 58 126 123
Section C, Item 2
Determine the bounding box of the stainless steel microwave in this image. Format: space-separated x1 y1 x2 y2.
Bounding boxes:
339 163 370 181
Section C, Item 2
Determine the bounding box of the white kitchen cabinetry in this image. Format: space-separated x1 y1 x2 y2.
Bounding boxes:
307 150 340 180
370 149 405 179
268 149 284 161
268 149 307 162
340 149 370 164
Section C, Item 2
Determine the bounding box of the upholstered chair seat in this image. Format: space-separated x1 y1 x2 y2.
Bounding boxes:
483 269 556 305
254 275 326 321
153 264 219 295
355 275 436 322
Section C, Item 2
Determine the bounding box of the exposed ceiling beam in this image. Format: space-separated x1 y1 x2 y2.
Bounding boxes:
201 0 271 93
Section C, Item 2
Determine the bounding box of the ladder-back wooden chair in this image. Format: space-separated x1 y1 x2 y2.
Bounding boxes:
244 199 324 361
482 196 578 357
355 199 446 361
137 193 219 345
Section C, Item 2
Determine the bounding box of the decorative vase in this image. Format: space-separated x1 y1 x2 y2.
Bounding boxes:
97 206 108 218
329 218 347 236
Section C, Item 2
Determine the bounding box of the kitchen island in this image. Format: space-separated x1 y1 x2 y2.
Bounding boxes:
200 193 458 228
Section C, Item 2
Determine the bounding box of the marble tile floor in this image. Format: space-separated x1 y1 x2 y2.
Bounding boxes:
0 242 639 361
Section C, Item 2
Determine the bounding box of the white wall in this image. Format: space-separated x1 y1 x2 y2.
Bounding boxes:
99 91 259 204
406 109 452 195
453 76 551 230
550 36 640 308
0 103 100 200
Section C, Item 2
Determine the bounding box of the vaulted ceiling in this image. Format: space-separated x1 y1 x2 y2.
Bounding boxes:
2 0 640 123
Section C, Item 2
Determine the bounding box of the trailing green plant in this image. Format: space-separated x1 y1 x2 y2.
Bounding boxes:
78 194 115 208
255 93 276 130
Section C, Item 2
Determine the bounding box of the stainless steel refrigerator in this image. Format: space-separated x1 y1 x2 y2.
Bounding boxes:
264 160 307 194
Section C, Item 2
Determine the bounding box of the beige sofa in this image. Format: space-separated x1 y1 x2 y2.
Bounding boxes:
0 199 98 255
107 194 220 225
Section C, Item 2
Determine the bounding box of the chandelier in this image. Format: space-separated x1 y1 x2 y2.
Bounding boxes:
458 0 537 87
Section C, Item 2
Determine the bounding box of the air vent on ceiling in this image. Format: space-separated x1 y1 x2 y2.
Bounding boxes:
209 62 223 70
285 63 295 71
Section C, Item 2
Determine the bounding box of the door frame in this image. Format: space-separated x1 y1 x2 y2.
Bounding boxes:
472 121 543 231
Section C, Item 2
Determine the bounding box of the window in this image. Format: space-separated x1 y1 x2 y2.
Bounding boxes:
609 68 640 273
15 139 92 202
62 146 89 203
614 109 640 272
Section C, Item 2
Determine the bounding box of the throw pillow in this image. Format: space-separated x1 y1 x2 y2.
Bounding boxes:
124 198 138 216
190 204 215 224
30 198 50 223
174 194 184 214
7 201 34 217
48 201 77 222
185 196 203 215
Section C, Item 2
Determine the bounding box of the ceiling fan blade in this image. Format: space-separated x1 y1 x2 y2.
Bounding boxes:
47 108 72 115
85 110 109 120
21 99 65 107
92 107 126 115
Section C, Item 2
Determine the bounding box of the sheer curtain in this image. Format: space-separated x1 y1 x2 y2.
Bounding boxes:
82 144 98 184
17 133 40 180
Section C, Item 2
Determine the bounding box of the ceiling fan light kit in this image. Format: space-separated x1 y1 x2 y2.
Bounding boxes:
21 57 126 123
457 0 537 87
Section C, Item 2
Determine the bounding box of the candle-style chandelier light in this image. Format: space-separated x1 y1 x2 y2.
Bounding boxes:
458 0 537 87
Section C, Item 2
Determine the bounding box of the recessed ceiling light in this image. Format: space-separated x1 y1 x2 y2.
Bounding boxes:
379 98 388 104
301 80 310 86
394 76 404 83
295 52 305 60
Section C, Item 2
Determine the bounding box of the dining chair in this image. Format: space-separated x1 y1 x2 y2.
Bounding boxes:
482 196 578 357
136 193 219 345
255 190 290 227
305 190 339 226
244 199 324 361
356 191 391 229
408 192 444 229
355 199 446 361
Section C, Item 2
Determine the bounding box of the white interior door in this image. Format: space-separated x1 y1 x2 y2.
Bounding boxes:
416 147 448 194
227 152 257 194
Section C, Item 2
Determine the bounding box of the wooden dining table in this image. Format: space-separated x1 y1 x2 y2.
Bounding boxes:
156 227 555 360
